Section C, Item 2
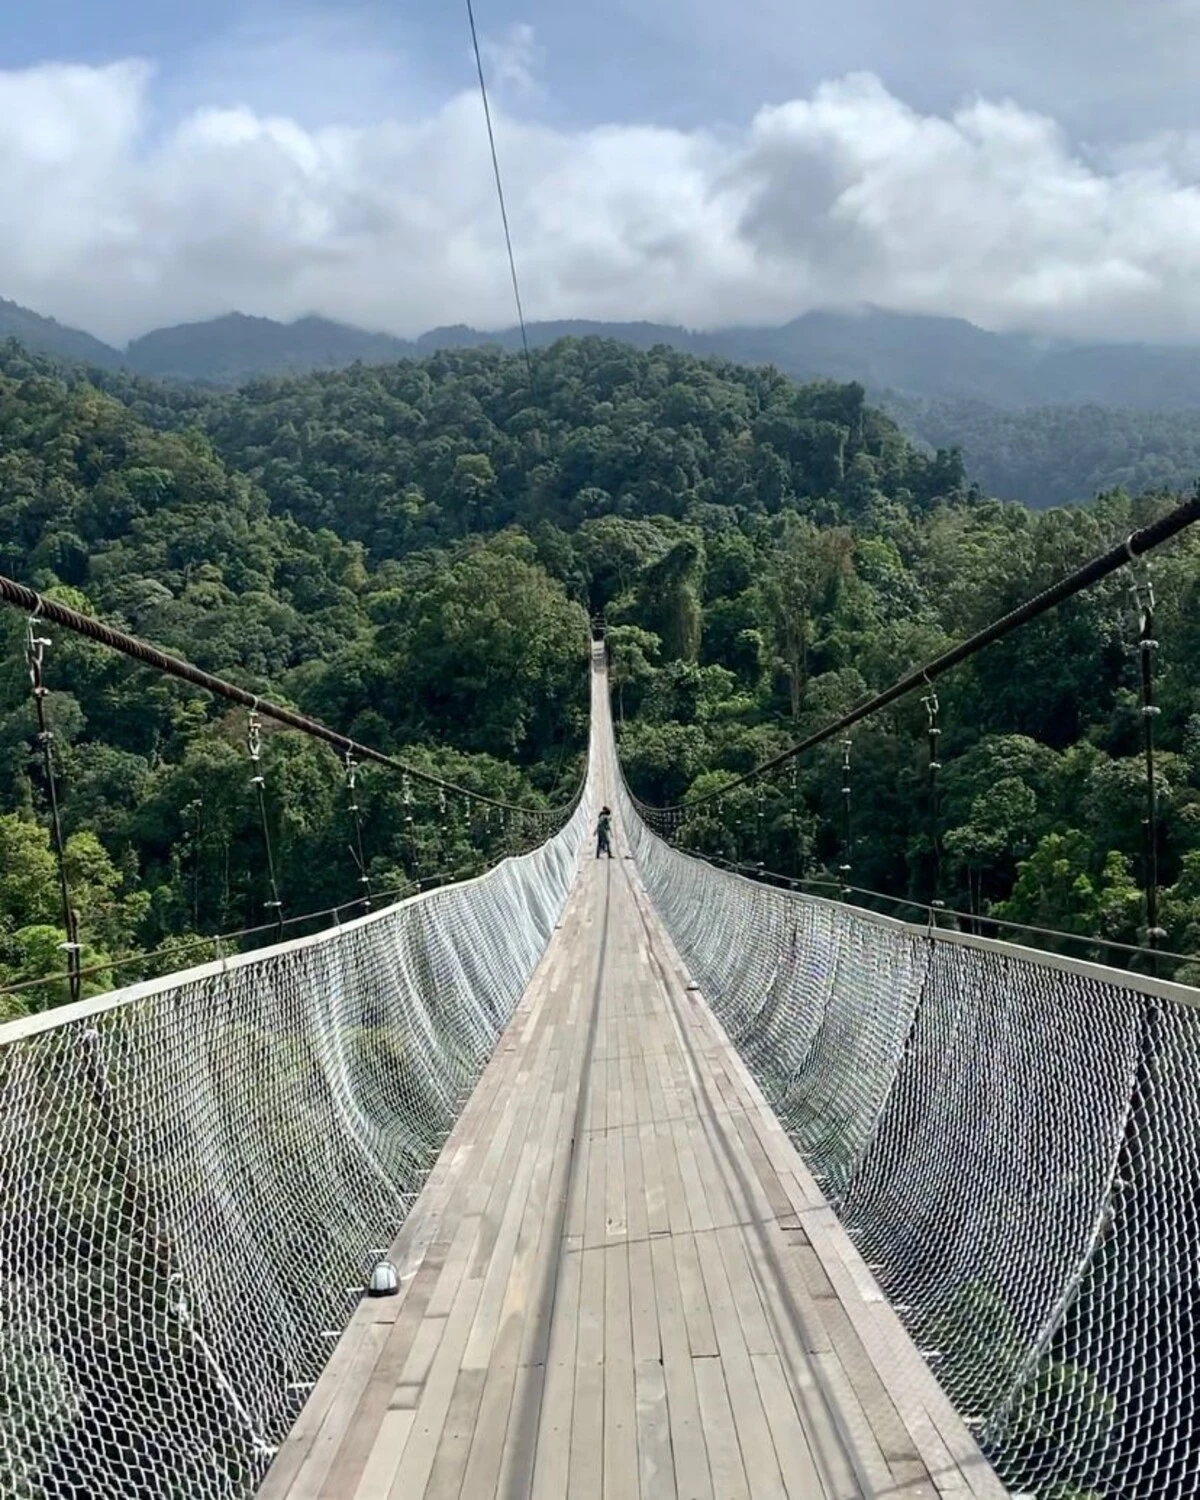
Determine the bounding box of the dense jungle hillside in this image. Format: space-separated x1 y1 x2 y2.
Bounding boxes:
12 297 1200 508
0 335 1198 1011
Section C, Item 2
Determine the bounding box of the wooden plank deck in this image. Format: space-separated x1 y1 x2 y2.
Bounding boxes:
258 771 1007 1498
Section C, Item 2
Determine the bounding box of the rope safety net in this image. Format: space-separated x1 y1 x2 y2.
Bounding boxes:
614 760 1200 1500
0 792 589 1498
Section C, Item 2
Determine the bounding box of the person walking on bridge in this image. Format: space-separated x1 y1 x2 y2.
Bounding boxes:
595 806 614 860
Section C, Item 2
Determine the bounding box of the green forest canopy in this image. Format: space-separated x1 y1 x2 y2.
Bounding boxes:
0 334 1198 1010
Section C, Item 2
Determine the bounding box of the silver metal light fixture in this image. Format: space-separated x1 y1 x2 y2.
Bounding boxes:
366 1259 400 1297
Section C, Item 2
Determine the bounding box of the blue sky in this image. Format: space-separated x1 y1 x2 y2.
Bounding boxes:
3 1 1200 344
5 0 1195 138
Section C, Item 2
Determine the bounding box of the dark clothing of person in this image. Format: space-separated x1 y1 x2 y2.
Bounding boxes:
596 811 613 859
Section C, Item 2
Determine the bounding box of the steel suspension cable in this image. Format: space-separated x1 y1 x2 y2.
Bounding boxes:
24 619 82 1003
633 490 1200 814
0 574 579 817
466 0 537 396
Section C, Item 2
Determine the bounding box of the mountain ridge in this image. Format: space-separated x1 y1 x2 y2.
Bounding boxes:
8 296 1200 409
5 296 1200 507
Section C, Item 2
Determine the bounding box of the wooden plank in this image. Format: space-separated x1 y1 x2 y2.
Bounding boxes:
417 1369 483 1500
458 1083 568 1497
693 1224 788 1500
650 1233 714 1500
621 1125 649 1244
638 1119 670 1238
630 1048 654 1128
603 1241 639 1500
283 1322 390 1500
605 1117 628 1241
496 1361 546 1500
316 1263 441 1495
257 1328 371 1499
634 1358 676 1500
568 1241 606 1500
521 1101 580 1372
583 1124 609 1252
569 1362 605 1500
673 1232 718 1358
457 1359 519 1498
380 1280 484 1497
654 1112 693 1237
714 1223 775 1357
752 1352 825 1498
686 1110 743 1230
565 1125 592 1244
352 1410 416 1500
530 1241 581 1500
693 1355 750 1500
671 1113 716 1234
462 1138 540 1368
627 1236 660 1366
425 1211 481 1321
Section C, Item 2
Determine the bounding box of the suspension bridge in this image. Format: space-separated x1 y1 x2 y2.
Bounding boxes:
1 498 1200 1500
253 648 1004 1500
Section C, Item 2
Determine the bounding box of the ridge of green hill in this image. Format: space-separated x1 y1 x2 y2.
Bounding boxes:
6 298 1200 508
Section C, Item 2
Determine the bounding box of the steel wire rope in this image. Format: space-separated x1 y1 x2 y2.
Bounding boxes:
0 857 501 1002
0 573 582 818
466 0 538 399
620 491 1200 972
628 490 1200 816
24 615 83 1003
698 855 1200 970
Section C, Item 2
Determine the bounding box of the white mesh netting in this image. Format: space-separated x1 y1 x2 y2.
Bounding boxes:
615 774 1200 1500
0 797 588 1499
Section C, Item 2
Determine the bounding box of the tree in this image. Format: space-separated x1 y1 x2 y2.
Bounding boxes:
605 625 660 724
0 815 59 931
761 515 853 718
634 538 705 663
397 542 589 758
943 777 1038 913
994 833 1142 950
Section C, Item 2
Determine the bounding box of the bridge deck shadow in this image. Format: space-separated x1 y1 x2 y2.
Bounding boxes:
258 668 1007 1500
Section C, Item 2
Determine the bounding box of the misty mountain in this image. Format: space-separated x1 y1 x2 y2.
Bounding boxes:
416 311 1200 412
883 394 1200 509
0 298 124 370
124 313 421 385
10 298 1200 410
3 296 1200 507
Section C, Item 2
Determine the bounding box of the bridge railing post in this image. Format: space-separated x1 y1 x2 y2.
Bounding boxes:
1131 565 1165 965
25 615 83 1005
838 739 853 900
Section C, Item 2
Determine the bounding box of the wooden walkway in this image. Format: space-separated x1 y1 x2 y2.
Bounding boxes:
259 787 1006 1497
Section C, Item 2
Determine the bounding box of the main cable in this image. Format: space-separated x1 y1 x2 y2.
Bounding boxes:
466 0 536 394
633 490 1200 814
0 574 578 817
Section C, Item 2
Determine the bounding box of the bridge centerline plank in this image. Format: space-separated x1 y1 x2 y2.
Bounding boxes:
258 776 1007 1498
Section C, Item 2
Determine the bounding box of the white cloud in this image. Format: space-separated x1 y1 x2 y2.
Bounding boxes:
482 23 543 97
5 57 1200 345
